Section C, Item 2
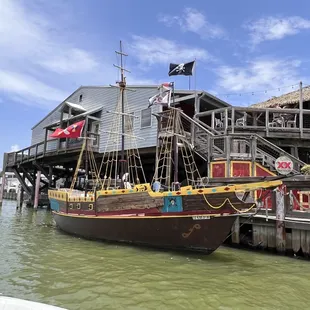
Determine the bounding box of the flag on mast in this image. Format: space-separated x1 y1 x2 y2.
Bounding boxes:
148 82 173 108
50 120 85 139
168 61 195 76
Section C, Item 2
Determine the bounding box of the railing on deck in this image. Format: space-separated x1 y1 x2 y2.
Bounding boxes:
196 106 310 137
6 132 100 167
157 109 306 174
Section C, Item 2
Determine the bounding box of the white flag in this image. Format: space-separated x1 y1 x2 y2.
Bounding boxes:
148 82 173 108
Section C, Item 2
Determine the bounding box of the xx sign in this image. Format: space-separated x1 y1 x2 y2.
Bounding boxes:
275 156 293 175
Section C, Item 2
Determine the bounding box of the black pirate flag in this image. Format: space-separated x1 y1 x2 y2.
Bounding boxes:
168 61 195 76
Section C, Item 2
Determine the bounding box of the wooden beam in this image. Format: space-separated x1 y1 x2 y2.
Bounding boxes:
19 166 34 185
12 168 32 195
33 161 49 179
172 94 196 104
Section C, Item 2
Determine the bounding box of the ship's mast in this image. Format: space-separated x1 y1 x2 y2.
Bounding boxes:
114 40 129 185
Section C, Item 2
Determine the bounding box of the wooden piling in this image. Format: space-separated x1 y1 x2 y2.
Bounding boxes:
0 174 5 205
275 188 286 252
34 171 41 209
231 217 240 244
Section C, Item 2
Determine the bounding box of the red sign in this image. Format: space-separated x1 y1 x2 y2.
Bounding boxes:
275 156 293 175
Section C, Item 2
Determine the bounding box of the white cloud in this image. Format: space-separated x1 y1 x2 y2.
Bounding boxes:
158 8 226 39
245 16 310 44
0 0 98 74
0 0 100 107
130 35 213 66
0 70 68 106
10 144 20 152
214 58 303 105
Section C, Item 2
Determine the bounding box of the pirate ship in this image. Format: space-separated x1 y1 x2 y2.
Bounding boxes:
48 42 282 254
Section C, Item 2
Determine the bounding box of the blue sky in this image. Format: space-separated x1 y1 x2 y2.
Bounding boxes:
1 0 310 168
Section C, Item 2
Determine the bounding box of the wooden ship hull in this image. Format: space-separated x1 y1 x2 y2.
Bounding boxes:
48 180 281 254
52 211 237 254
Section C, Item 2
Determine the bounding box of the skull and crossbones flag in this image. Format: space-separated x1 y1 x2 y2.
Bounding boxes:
168 61 195 76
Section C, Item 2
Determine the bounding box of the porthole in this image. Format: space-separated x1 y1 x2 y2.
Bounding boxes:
77 203 81 210
88 204 94 210
69 203 73 210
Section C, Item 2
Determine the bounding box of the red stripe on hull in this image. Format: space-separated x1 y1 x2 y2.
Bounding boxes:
52 212 236 254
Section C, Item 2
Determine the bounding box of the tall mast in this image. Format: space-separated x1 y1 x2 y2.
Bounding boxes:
114 40 129 185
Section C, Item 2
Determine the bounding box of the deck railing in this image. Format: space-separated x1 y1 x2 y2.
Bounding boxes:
196 106 310 137
5 133 100 167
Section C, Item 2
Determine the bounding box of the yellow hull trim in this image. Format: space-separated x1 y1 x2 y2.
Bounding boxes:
48 180 282 202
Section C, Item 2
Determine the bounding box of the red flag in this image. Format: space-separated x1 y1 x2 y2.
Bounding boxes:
50 120 85 139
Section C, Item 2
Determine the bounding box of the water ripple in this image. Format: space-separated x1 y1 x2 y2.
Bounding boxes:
1 201 310 309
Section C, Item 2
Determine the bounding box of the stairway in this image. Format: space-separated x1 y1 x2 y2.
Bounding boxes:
176 110 306 175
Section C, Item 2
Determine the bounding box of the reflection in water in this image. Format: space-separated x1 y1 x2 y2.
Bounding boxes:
0 200 309 309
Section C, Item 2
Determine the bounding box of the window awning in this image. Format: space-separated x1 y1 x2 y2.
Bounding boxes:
64 101 87 112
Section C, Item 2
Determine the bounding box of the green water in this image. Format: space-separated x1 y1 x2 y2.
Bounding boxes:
0 200 309 310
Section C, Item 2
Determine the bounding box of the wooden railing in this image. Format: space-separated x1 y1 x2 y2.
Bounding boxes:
5 133 100 167
196 106 310 138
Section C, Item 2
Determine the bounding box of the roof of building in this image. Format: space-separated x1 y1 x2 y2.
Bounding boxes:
31 85 230 130
251 85 310 108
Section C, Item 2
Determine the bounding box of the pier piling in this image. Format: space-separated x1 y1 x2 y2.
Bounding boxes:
0 174 5 206
275 188 286 252
34 171 41 209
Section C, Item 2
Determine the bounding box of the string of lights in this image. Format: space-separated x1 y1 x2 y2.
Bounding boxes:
214 82 310 98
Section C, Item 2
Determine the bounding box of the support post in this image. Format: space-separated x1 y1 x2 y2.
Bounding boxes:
224 109 228 135
266 110 269 137
276 187 286 253
57 110 64 151
299 81 303 138
17 173 25 208
34 171 41 210
250 136 257 176
43 129 48 155
225 136 231 177
0 174 5 206
211 111 215 129
231 217 240 244
65 107 72 151
49 166 53 187
84 137 89 197
231 108 235 134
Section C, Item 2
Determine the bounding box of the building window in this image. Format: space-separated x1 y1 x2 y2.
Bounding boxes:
125 112 135 132
140 108 152 128
79 94 83 102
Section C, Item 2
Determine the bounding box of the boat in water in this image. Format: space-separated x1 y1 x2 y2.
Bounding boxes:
48 42 282 254
0 296 67 310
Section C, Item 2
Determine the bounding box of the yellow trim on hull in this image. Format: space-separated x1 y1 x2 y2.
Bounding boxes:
49 180 282 201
